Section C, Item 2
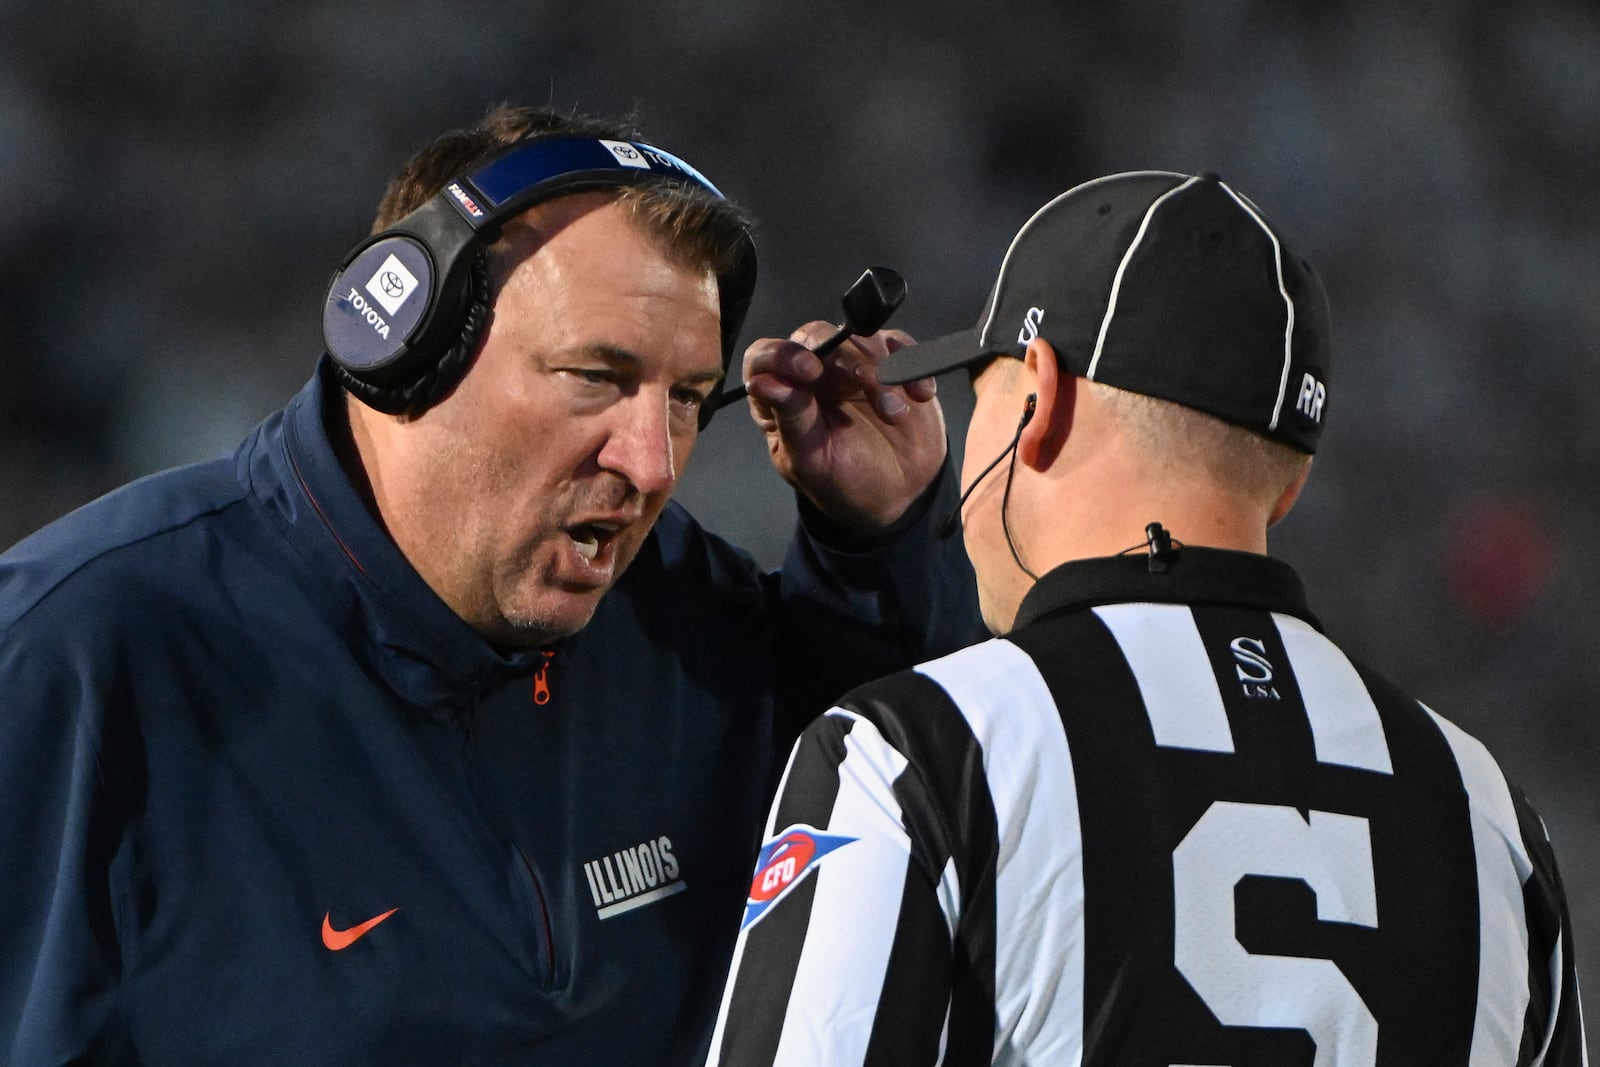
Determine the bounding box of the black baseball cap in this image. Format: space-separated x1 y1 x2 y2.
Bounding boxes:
881 171 1331 453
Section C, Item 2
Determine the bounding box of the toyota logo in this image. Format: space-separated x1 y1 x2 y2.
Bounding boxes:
613 144 639 159
379 271 405 298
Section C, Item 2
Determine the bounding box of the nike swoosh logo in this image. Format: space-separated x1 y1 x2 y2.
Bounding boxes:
321 908 399 951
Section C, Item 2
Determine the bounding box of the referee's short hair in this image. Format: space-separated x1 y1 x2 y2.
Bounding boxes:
1094 382 1311 510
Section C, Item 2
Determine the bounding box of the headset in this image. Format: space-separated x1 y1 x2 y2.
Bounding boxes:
321 136 758 426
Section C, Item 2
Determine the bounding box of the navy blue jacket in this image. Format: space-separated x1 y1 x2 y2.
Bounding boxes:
0 362 983 1065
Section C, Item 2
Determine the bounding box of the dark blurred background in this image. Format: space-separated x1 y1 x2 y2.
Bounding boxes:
4 0 1596 1028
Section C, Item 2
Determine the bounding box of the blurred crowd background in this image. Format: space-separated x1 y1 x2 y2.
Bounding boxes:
4 0 1597 1026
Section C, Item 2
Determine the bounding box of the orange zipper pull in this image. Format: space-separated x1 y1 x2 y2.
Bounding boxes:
532 652 554 706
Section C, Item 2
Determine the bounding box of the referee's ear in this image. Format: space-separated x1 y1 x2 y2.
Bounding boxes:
1268 459 1313 527
1018 337 1072 469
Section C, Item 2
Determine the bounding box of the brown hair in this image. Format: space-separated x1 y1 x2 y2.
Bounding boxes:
372 103 752 283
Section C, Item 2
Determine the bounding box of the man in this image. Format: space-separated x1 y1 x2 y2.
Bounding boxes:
706 171 1587 1065
0 106 983 1064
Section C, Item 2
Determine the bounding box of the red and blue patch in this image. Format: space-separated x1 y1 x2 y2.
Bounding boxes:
740 824 856 930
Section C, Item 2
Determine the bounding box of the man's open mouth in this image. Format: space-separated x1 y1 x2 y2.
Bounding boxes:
566 522 618 562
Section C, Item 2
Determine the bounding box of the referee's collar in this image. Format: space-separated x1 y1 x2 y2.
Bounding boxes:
1011 546 1319 632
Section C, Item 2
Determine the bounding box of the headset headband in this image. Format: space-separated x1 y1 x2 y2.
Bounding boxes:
455 137 727 223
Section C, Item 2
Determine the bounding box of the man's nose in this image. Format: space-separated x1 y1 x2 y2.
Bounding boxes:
598 392 677 496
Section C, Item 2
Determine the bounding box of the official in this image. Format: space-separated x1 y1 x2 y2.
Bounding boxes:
706 171 1586 1065
0 105 983 1064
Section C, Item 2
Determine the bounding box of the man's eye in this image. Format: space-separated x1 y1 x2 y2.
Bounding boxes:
672 387 708 410
565 368 612 386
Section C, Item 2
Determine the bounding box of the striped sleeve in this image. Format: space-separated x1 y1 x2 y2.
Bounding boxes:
707 637 1082 1067
705 703 959 1066
1517 801 1588 1067
1424 705 1589 1066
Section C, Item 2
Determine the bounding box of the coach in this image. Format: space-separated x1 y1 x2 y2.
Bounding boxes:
706 171 1586 1065
0 105 983 1064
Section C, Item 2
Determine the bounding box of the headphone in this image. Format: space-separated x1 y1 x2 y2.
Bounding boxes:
321 136 758 425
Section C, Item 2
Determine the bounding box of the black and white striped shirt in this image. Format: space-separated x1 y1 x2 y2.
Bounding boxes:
707 549 1587 1066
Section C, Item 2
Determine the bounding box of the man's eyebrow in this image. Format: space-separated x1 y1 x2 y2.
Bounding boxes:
573 344 725 385
687 365 727 387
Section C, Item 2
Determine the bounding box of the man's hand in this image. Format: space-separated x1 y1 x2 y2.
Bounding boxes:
742 322 944 539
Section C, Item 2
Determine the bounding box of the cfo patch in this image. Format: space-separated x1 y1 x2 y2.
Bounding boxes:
741 824 856 931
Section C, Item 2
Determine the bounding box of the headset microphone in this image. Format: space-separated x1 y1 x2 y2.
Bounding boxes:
937 394 1035 539
715 265 907 409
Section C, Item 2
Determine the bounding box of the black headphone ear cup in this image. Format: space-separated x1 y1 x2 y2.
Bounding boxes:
333 250 492 416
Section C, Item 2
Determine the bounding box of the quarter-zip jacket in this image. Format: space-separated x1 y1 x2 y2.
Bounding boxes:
0 361 984 1065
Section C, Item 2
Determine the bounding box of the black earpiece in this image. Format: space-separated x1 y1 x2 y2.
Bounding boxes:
937 392 1042 539
322 137 757 423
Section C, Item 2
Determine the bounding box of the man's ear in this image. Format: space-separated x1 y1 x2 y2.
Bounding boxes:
1268 458 1313 527
1018 338 1071 468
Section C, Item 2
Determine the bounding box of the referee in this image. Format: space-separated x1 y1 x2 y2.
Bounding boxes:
704 172 1587 1066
